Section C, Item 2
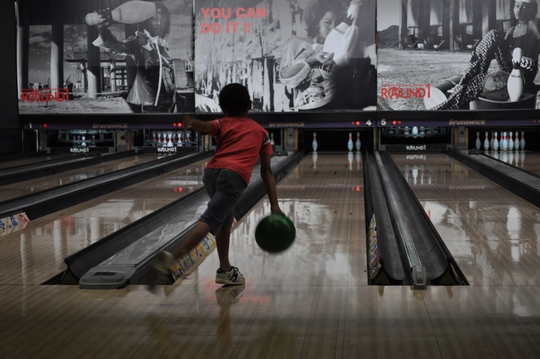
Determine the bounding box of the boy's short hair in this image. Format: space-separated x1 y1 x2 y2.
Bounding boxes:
219 83 251 115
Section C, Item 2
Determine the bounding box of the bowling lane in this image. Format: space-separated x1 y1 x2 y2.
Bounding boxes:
391 152 540 286
0 153 165 202
0 158 208 285
0 153 72 170
484 150 540 177
171 152 365 286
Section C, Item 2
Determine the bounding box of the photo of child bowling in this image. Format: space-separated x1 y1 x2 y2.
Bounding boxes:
148 83 283 291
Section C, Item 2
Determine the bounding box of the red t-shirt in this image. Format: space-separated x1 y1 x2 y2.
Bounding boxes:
205 116 273 185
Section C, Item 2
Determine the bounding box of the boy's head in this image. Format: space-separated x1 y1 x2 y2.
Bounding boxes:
219 83 251 116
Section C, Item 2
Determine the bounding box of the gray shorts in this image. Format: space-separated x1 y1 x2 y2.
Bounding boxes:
200 168 247 233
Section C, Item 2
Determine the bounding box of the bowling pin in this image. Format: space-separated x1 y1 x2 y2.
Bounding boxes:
475 132 481 150
520 131 525 150
347 132 354 151
484 132 489 151
167 132 173 147
85 1 157 26
348 151 354 171
81 136 86 147
502 151 508 163
355 132 361 151
501 132 508 151
508 48 524 102
177 132 182 146
312 132 318 151
312 151 318 170
270 133 275 146
157 132 161 146
508 132 514 151
493 132 499 151
152 132 156 146
412 166 418 185
514 133 520 150
412 126 419 137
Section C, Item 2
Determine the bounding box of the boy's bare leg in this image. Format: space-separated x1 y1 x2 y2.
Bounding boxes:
172 220 211 258
216 218 233 269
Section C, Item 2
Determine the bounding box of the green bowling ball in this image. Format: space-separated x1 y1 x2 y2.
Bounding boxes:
255 213 296 253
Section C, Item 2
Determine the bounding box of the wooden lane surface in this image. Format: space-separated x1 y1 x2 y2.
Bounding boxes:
0 153 164 202
483 150 540 176
0 158 208 285
0 153 70 170
2 153 540 358
391 152 540 286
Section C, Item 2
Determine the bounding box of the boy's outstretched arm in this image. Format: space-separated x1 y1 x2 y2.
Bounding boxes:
183 115 214 134
260 152 283 215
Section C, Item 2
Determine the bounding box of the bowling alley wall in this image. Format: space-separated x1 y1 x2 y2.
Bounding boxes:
12 0 540 122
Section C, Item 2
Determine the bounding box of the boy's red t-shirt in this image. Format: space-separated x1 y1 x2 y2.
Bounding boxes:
205 116 273 185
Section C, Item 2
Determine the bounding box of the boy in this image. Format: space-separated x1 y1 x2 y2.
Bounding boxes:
149 83 282 289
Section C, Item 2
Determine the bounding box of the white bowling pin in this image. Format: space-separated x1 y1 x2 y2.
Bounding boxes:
520 131 525 150
81 136 86 147
348 151 353 171
355 132 361 151
270 133 275 146
85 1 156 26
157 132 161 146
514 134 520 150
501 132 508 151
177 132 182 146
508 48 524 102
502 151 508 163
312 132 318 151
493 132 499 151
484 132 489 151
508 132 514 151
347 132 354 151
475 132 481 150
167 132 173 147
412 126 419 137
412 166 418 185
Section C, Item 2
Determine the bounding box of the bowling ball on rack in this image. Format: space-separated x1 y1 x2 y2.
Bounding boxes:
255 213 296 253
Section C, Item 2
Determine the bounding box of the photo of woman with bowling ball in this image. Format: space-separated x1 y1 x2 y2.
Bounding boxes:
431 0 540 110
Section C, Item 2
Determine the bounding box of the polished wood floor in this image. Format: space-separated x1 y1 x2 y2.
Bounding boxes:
1 152 540 358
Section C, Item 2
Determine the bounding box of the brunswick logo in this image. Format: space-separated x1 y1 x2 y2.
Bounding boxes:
21 87 70 103
70 147 89 153
380 84 431 99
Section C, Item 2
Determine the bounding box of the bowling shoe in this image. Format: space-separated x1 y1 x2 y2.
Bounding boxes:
216 266 245 285
147 251 175 292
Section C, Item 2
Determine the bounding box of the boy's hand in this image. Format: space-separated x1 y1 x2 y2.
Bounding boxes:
270 205 283 216
183 115 195 128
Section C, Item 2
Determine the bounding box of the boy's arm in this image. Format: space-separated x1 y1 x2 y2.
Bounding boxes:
183 115 214 135
260 152 283 214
